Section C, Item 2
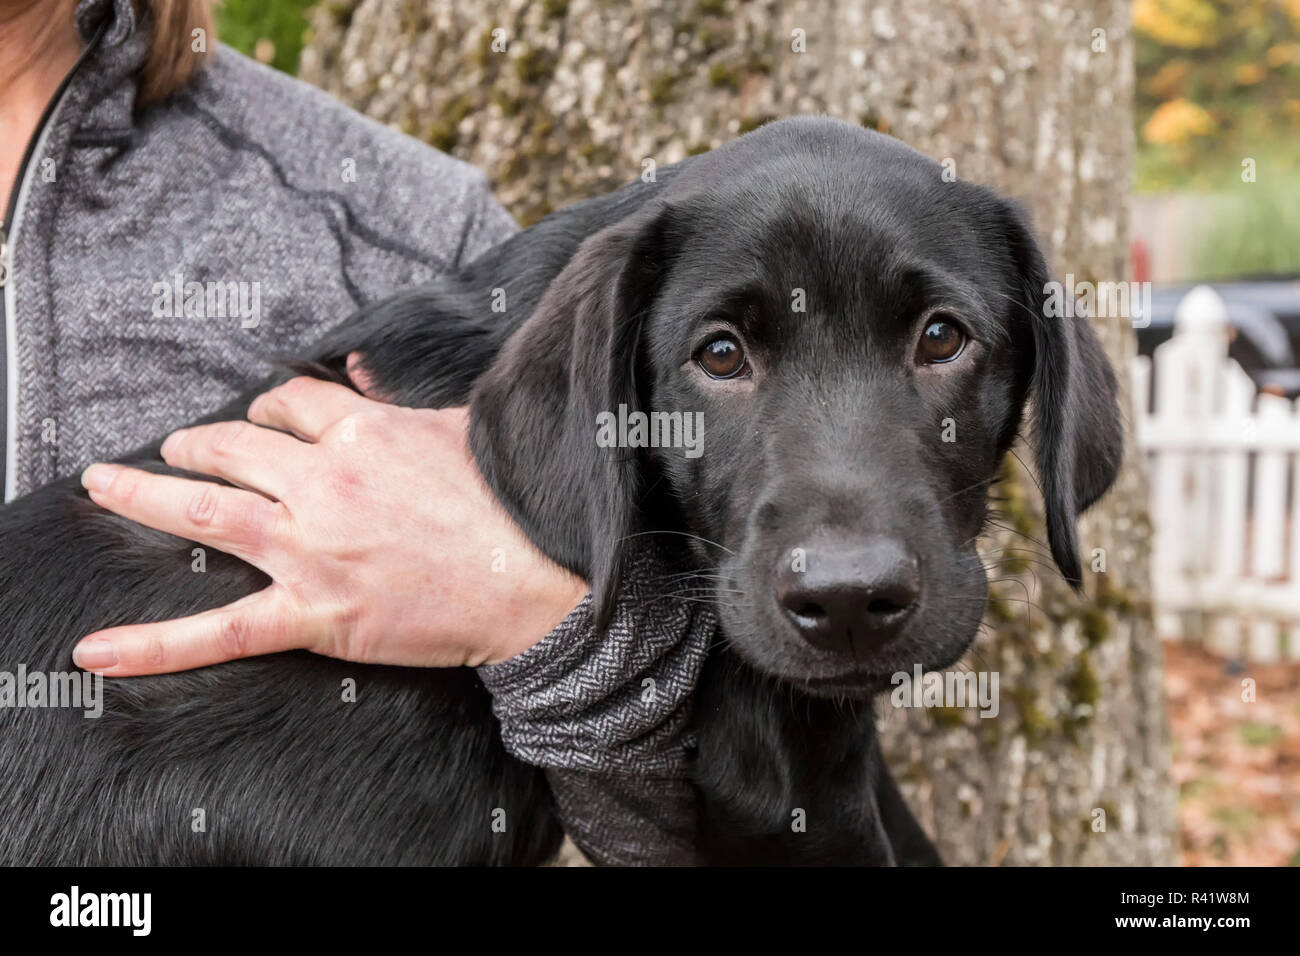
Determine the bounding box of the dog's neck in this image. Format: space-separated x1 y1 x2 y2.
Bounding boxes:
689 645 898 864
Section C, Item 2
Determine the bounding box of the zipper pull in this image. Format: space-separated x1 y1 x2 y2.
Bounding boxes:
0 227 8 287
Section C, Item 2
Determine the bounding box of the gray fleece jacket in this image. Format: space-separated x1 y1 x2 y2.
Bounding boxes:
1 0 711 864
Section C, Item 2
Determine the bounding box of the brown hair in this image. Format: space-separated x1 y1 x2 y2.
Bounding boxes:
0 0 80 88
133 0 215 106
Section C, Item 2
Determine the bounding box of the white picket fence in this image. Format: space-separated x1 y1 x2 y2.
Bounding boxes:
1133 285 1300 661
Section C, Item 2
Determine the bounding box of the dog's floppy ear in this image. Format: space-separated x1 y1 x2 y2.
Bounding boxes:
470 203 675 629
1000 201 1124 587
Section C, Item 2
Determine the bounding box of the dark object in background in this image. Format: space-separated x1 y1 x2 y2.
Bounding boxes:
1136 280 1300 398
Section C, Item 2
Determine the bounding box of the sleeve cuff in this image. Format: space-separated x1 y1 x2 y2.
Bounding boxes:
476 544 716 776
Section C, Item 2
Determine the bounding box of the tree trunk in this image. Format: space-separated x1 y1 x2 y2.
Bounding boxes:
300 0 1175 865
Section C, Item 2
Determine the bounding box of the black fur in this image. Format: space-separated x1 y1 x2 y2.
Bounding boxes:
0 117 1122 865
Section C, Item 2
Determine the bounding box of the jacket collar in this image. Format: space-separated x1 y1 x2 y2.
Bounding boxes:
75 0 137 47
70 0 151 138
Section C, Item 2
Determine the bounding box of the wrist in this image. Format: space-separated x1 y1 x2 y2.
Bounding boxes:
485 557 589 665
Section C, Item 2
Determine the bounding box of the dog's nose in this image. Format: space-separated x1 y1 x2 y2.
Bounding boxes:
776 536 920 653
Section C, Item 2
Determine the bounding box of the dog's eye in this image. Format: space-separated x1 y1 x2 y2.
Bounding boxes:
917 319 966 364
697 334 748 379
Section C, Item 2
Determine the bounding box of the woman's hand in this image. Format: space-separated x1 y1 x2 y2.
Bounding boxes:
71 371 588 676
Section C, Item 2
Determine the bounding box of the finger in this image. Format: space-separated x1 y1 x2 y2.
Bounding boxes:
81 463 289 570
346 351 388 400
73 588 302 676
247 376 370 442
160 419 310 502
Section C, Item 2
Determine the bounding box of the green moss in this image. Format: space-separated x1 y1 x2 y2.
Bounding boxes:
491 89 521 117
1010 687 1050 742
860 110 886 132
499 154 525 183
708 63 740 91
1067 652 1101 708
990 455 1045 545
685 142 713 156
738 114 777 134
448 96 473 125
1078 604 1111 647
325 2 354 27
985 594 1018 625
519 198 553 229
426 119 458 152
999 554 1030 575
473 29 496 70
1239 722 1283 747
697 0 727 15
1093 580 1152 619
900 762 929 783
574 137 617 168
697 27 726 53
978 714 1002 748
425 95 473 152
930 705 965 728
649 72 677 106
1008 498 1041 541
1095 580 1137 615
515 47 557 85
542 0 569 18
1063 653 1102 739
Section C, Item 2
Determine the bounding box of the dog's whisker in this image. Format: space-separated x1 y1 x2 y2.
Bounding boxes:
620 529 735 555
935 474 997 507
980 518 1054 554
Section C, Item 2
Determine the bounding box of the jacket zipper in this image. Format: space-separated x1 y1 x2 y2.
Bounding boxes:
1 22 106 502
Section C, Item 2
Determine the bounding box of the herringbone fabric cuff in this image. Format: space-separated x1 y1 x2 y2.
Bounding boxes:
477 545 716 777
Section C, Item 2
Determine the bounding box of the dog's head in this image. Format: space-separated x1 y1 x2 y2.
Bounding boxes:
472 117 1122 694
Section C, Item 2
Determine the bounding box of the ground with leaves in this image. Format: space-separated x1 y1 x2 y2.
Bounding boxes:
1165 640 1300 866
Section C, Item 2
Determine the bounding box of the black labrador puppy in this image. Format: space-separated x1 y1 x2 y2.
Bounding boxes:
0 117 1121 865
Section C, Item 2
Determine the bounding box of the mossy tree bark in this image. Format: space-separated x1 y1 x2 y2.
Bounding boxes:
301 0 1174 864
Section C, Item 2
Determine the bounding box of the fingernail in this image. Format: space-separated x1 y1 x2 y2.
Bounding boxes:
160 429 187 458
80 464 120 493
73 640 118 671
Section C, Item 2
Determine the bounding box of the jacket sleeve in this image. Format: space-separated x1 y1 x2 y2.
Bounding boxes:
476 546 716 865
453 175 521 267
